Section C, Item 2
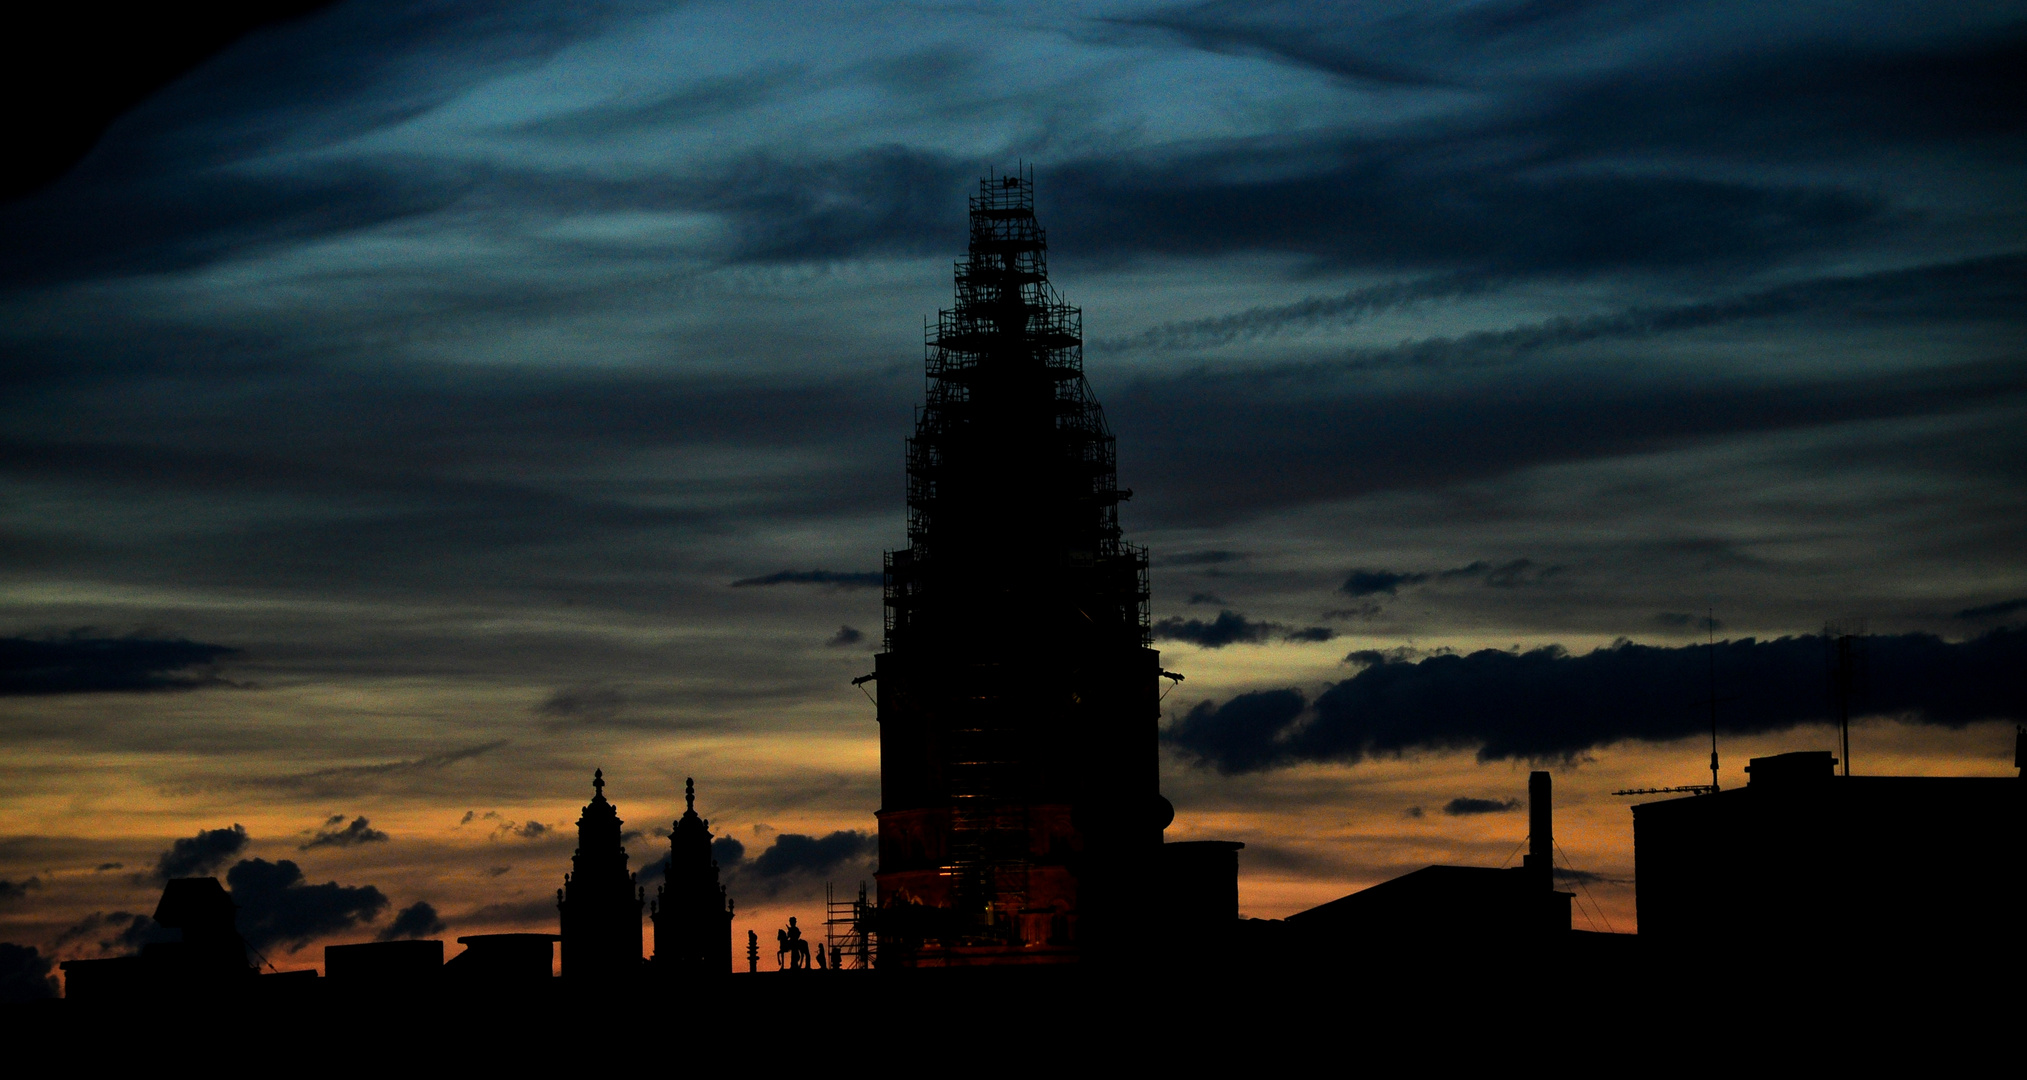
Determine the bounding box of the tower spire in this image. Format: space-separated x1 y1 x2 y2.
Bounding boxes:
558 769 640 979
653 777 734 977
873 170 1166 965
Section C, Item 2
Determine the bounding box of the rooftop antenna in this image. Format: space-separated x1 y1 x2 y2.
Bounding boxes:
1705 608 1721 793
1827 622 1866 778
1613 608 1726 798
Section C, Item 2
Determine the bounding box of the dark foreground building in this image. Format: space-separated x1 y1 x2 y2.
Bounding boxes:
556 770 643 980
59 876 255 999
1284 772 1575 954
650 778 734 976
1633 749 2023 957
871 171 1175 965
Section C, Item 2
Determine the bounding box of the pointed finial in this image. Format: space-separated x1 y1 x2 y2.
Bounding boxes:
593 769 605 795
686 777 695 813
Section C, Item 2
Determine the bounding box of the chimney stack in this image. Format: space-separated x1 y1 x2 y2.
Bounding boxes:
1526 771 1552 891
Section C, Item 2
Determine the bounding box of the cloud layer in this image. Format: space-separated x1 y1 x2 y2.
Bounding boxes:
0 634 240 695
1168 628 2027 772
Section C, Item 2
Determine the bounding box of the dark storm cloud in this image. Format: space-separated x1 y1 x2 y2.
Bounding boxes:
54 911 155 954
1341 570 1429 597
1443 797 1522 816
0 877 41 902
538 686 626 722
1340 563 1538 597
1956 598 2027 621
150 824 249 882
826 625 866 647
0 633 240 695
0 943 58 1001
737 831 874 896
731 571 884 589
377 901 446 941
1154 610 1339 647
299 816 389 851
636 835 744 888
226 857 388 953
1343 647 1428 668
497 821 551 842
1480 560 1558 588
1166 690 1307 773
1152 610 1277 648
1166 627 2027 772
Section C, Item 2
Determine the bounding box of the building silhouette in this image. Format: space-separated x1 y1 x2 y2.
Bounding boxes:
556 770 643 979
58 876 256 999
326 938 440 988
871 170 1171 964
1633 749 2023 958
650 778 734 977
442 933 558 983
1284 772 1573 954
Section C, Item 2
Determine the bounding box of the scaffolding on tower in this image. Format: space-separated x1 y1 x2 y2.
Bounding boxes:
825 880 877 969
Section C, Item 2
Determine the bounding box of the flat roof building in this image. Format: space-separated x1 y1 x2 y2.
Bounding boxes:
1632 750 2022 957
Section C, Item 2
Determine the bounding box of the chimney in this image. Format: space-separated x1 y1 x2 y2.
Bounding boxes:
1525 771 1552 891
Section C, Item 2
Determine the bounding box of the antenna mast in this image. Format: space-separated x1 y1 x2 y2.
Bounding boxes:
1707 608 1720 793
1830 627 1862 778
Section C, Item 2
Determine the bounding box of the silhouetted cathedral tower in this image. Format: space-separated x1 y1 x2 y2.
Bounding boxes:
650 778 734 976
875 170 1168 964
557 770 642 978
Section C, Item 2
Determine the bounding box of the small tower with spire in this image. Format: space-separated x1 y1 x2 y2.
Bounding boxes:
650 777 735 977
557 769 643 980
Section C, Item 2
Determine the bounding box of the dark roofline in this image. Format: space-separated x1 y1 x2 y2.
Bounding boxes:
1286 864 1520 924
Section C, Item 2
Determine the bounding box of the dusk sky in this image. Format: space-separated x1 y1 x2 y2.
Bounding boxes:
3 0 2022 973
